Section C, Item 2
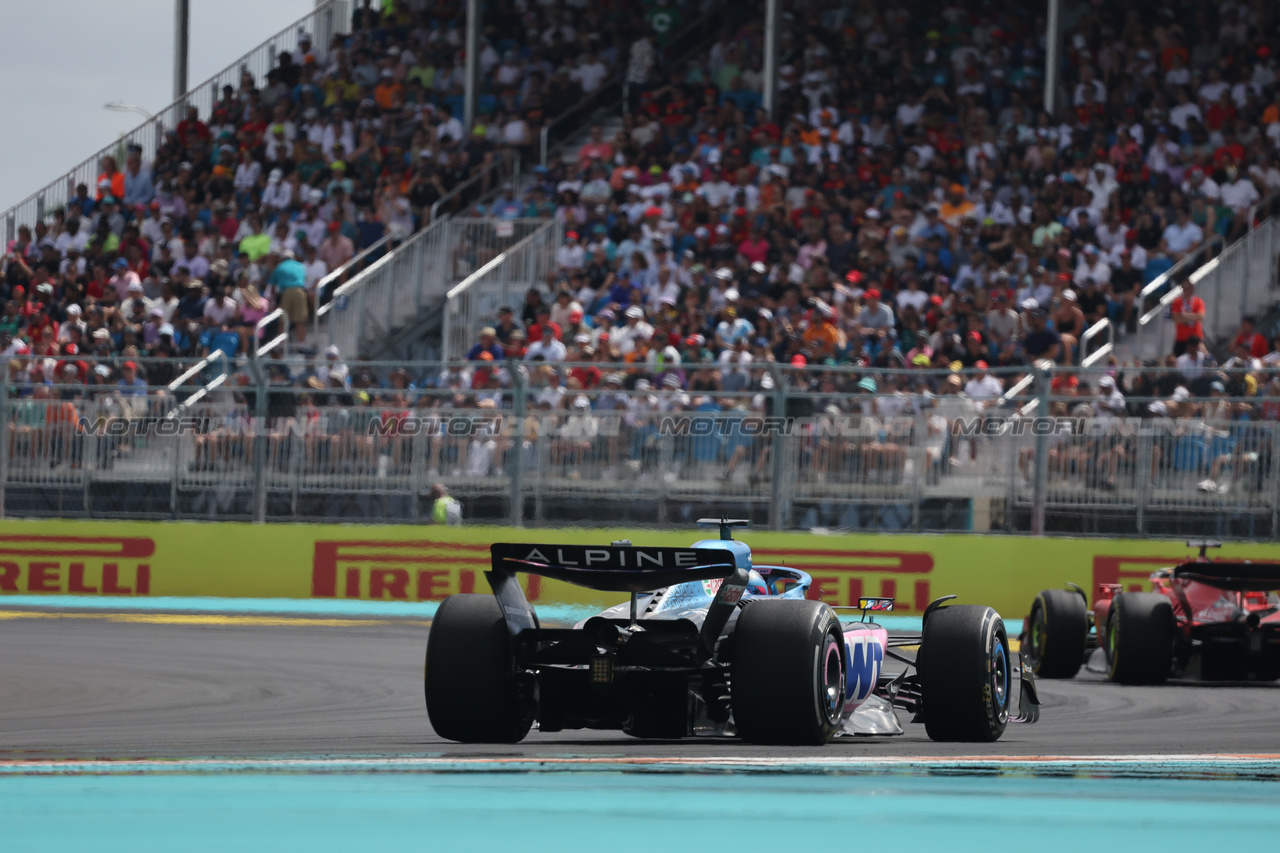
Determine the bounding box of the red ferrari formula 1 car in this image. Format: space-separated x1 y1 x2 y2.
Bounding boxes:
1024 542 1280 685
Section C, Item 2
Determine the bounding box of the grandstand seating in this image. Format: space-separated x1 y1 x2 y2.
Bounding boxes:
2 0 1280 534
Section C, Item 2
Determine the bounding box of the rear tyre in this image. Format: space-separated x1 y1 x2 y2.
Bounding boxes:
919 605 1010 742
1105 592 1173 685
731 600 845 745
425 594 532 743
1025 589 1089 679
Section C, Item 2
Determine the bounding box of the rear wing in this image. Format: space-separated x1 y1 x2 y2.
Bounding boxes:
487 543 738 635
1173 561 1280 592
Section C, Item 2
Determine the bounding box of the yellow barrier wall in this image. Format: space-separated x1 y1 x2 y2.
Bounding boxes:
0 519 1274 619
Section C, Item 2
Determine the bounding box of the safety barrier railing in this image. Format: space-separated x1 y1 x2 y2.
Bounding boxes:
440 220 563 360
4 361 1277 534
1 1 353 238
0 353 242 518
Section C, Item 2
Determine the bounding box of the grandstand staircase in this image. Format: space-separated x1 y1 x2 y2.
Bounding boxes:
373 300 447 362
348 7 724 363
358 119 623 363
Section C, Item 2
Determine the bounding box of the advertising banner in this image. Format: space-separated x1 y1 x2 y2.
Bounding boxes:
0 519 1273 619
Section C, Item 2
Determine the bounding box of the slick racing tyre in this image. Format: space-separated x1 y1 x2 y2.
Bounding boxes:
919 605 1010 742
425 594 532 743
1025 589 1089 679
1105 592 1173 685
731 600 845 745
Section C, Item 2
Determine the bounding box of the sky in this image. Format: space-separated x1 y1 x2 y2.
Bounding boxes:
0 0 315 211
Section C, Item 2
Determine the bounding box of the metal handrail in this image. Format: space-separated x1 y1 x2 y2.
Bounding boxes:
441 220 561 359
1137 253 1223 328
444 219 556 301
252 308 291 360
445 251 510 301
1080 318 1113 367
998 374 1034 407
429 153 518 222
166 350 229 392
313 234 392 321
326 236 402 304
1 1 349 228
1137 234 1225 306
167 372 230 419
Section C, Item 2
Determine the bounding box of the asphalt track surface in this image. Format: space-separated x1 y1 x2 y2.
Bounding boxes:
4 609 1280 760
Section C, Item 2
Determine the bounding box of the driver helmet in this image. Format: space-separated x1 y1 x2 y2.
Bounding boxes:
745 570 770 596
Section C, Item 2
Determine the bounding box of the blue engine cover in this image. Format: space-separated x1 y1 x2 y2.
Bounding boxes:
691 538 752 570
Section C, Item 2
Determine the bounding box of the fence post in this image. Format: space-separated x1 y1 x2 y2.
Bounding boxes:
170 418 182 519
1135 428 1153 536
767 363 787 531
1271 425 1280 538
0 379 9 519
1030 365 1050 535
509 363 526 526
252 368 269 523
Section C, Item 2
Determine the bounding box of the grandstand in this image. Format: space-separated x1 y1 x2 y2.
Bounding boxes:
2 0 1280 536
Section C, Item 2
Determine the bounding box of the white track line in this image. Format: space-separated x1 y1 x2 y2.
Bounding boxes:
4 754 1280 774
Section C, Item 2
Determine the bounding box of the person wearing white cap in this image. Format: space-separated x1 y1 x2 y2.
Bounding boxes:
232 153 261 197
611 305 653 356
317 344 348 387
291 29 320 67
1091 374 1125 419
1073 244 1111 287
646 266 680 314
56 304 85 344
262 168 292 211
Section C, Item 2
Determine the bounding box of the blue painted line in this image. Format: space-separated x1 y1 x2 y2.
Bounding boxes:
0 594 602 624
0 594 1024 635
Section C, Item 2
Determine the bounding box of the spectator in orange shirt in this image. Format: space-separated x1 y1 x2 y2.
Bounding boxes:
95 156 125 201
938 183 974 230
803 303 840 358
374 69 403 110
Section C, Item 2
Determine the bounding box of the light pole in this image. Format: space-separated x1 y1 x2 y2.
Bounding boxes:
174 0 190 100
104 102 156 121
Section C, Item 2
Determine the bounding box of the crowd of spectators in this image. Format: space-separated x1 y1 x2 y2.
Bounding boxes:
7 0 1280 499
0 0 699 378
456 0 1280 423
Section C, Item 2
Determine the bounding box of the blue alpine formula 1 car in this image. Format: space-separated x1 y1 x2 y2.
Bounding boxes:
425 520 1039 744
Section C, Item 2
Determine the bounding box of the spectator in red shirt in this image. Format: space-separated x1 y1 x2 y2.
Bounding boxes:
176 105 210 148
1233 315 1269 359
211 205 239 242
738 228 769 265
577 125 614 171
1171 277 1206 357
